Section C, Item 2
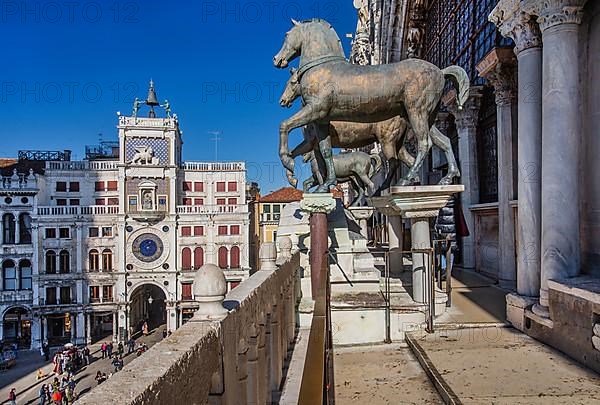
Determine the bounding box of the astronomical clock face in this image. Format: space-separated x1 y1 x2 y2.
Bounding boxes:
132 233 164 263
127 228 169 270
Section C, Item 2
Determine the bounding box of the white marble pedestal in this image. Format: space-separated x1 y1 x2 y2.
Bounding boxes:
371 185 464 303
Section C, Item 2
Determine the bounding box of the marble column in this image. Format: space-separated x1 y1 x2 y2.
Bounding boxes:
534 1 586 315
86 313 92 344
387 215 403 273
446 90 483 269
491 9 543 297
477 49 518 289
76 312 85 345
411 217 431 303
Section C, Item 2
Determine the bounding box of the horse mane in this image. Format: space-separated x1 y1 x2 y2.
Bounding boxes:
303 18 333 29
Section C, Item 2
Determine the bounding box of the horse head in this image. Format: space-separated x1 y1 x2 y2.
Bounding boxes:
279 67 300 108
274 19 343 68
273 19 302 68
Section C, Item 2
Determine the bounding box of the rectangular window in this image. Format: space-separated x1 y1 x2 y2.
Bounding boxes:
69 182 79 192
89 286 100 303
218 225 228 235
194 182 204 192
56 182 67 192
102 227 113 237
183 198 192 206
102 285 113 302
95 181 104 192
59 228 70 238
106 181 118 191
183 181 192 191
107 198 119 206
20 265 32 290
182 283 193 300
158 196 167 210
216 198 226 205
227 181 237 192
46 288 57 305
3 266 16 290
230 225 240 235
45 228 56 239
228 198 237 205
273 204 281 221
194 198 204 206
69 199 80 206
193 226 204 236
95 198 105 205
181 226 192 236
56 199 67 206
88 227 99 237
216 182 226 192
60 287 71 304
128 196 138 209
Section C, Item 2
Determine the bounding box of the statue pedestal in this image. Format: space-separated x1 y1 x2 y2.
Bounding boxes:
370 185 464 303
347 206 374 240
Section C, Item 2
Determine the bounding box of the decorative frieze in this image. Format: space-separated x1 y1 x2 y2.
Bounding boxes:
477 48 517 107
535 0 587 31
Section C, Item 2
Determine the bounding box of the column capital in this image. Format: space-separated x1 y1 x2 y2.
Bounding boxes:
444 87 483 130
490 5 542 54
477 48 517 107
523 0 588 31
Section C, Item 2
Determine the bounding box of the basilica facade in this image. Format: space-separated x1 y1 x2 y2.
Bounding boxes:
0 101 250 349
354 0 600 372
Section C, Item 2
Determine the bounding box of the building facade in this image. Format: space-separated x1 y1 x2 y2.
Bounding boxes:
354 0 600 372
1 102 250 349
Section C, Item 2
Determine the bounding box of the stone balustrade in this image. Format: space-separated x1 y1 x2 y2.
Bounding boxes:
77 248 301 405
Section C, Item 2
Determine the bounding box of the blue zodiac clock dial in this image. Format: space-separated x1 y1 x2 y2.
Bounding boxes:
132 233 164 263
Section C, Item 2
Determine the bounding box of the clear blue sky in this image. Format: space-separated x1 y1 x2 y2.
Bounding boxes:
0 0 357 194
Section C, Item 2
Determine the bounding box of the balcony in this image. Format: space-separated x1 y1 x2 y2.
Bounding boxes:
37 205 119 217
176 204 247 215
45 160 118 171
0 290 33 304
76 252 301 405
180 161 245 172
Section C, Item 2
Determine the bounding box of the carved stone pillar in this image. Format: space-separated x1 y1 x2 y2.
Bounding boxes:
531 0 587 316
445 89 483 269
490 5 544 298
477 49 518 289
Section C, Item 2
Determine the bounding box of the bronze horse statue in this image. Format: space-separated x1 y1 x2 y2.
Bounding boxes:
303 150 382 206
274 19 469 192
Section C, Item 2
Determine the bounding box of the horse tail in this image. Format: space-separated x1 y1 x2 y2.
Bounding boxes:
369 153 383 177
442 65 470 110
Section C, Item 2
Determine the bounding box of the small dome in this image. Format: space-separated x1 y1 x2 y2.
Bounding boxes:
193 263 227 298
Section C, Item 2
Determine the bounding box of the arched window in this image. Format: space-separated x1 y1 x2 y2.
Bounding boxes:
89 249 100 271
18 213 32 244
218 246 228 269
194 247 204 269
59 250 70 273
45 250 56 274
230 246 240 269
19 259 32 290
102 249 113 271
182 247 192 270
2 260 16 290
2 213 15 244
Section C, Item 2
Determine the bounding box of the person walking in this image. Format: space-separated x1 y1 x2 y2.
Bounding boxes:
7 388 16 405
43 343 50 361
101 342 107 359
107 341 113 358
117 342 124 356
127 337 135 355
82 346 90 366
39 384 47 405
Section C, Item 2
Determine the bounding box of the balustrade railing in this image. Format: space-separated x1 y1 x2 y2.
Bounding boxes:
37 205 119 217
180 161 245 171
176 204 247 214
45 160 117 171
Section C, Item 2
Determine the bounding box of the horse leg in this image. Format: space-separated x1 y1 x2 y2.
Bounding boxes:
357 170 376 195
400 111 433 186
430 125 460 184
279 105 324 185
315 123 337 192
349 176 364 207
290 127 317 159
303 176 316 192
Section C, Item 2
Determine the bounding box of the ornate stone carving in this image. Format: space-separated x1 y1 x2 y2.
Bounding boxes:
351 0 372 65
476 48 517 107
536 1 587 31
406 28 423 59
492 11 542 54
444 89 483 131
300 193 336 214
405 0 427 59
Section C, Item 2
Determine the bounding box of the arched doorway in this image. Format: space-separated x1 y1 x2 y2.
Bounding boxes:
129 284 166 336
3 307 32 349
